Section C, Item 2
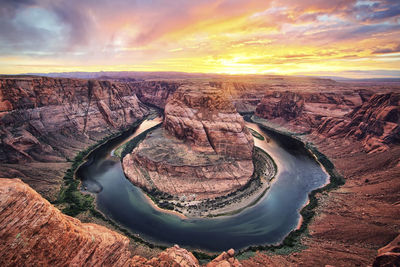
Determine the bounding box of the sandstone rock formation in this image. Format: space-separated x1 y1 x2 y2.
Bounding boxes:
0 76 149 199
163 84 254 159
129 80 181 109
0 178 134 266
206 249 242 267
255 91 305 121
373 234 400 267
0 77 148 163
131 245 199 267
317 93 400 153
255 90 364 126
0 178 245 266
123 83 254 200
255 89 399 153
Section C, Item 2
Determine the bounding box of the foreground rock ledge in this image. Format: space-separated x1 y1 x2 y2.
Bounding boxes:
0 178 242 266
123 83 254 200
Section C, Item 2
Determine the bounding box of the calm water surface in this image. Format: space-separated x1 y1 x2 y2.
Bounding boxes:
78 118 328 252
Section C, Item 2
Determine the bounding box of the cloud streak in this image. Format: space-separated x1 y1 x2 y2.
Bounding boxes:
0 0 399 77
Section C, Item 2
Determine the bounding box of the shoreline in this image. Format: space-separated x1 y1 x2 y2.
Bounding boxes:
141 191 188 220
126 146 277 219
237 116 345 256
57 114 344 257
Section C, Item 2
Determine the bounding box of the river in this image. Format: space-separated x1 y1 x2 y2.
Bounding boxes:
78 117 328 252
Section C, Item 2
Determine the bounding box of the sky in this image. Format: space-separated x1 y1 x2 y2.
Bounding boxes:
1 0 400 78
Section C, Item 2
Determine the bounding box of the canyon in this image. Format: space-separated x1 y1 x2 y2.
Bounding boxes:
0 76 149 200
0 178 240 267
0 74 399 266
122 83 254 201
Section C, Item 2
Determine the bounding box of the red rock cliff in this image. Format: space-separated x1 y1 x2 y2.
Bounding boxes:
123 83 254 200
0 76 149 199
0 178 244 267
0 178 134 266
164 83 254 159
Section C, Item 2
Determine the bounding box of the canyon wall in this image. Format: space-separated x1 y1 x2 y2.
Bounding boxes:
128 80 181 109
163 84 254 159
123 83 254 200
255 91 400 153
1 76 399 266
0 178 243 267
0 76 149 199
0 178 134 266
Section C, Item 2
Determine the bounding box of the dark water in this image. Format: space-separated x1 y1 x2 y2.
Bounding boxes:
78 119 328 252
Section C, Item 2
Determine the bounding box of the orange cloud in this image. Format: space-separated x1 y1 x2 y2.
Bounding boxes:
0 0 399 78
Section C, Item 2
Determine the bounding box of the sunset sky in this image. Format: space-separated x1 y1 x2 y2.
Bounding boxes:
1 0 400 78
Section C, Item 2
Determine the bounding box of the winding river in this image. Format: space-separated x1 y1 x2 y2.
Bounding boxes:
78 117 329 252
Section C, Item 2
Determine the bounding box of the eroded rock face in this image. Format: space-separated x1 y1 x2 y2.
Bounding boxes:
129 80 181 109
132 245 200 267
255 91 305 121
206 249 242 267
123 83 254 200
255 90 399 153
0 178 133 266
317 93 400 153
164 84 254 159
0 77 149 199
0 77 148 163
373 234 400 267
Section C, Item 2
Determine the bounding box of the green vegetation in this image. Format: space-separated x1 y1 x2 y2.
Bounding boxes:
120 124 161 158
192 251 216 262
248 127 265 140
142 188 175 210
57 143 105 216
234 117 346 258
54 112 345 259
113 144 125 158
55 117 145 215
54 117 172 250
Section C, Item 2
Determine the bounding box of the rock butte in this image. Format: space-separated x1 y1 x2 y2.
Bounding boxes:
123 83 254 200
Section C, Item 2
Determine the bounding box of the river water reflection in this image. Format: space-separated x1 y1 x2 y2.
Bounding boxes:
79 118 328 252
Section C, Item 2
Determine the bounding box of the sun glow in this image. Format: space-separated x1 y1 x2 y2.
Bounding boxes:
1 0 399 78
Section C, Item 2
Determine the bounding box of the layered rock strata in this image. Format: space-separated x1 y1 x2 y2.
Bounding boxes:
0 76 149 199
128 80 181 109
373 234 400 267
123 83 254 200
0 178 134 266
255 91 400 153
206 249 242 267
0 178 244 266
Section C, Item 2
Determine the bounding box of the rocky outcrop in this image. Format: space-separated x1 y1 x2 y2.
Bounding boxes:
0 178 134 266
255 91 305 120
373 234 400 267
206 249 242 267
131 245 199 267
163 84 254 159
255 89 399 153
129 80 181 109
317 93 400 153
0 76 149 199
123 83 254 200
1 178 246 266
